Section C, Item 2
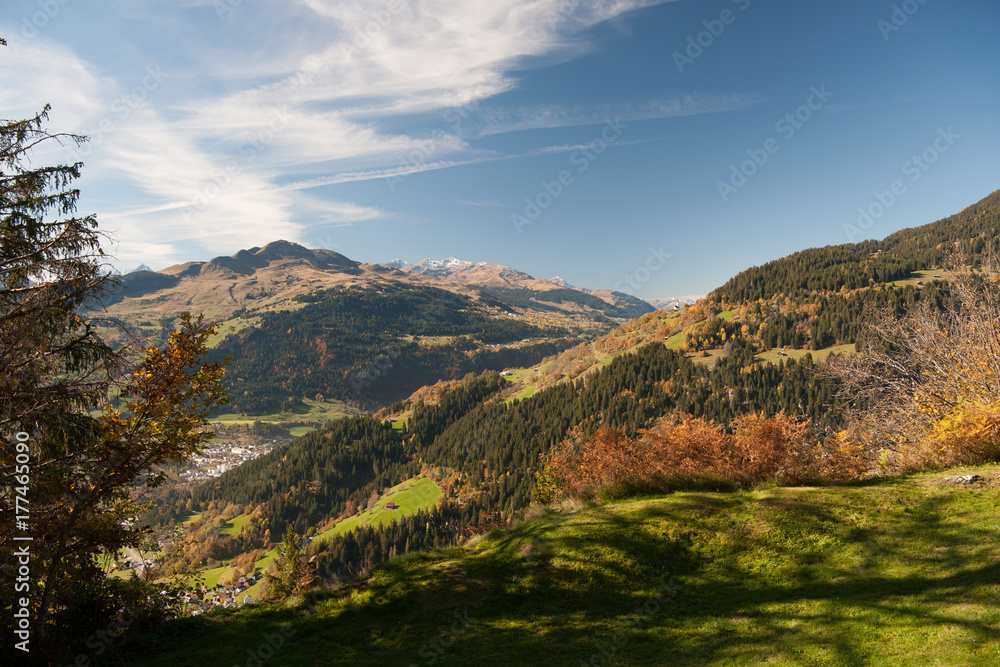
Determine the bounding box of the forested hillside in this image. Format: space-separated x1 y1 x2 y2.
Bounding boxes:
216 283 575 412
156 340 838 581
712 189 1000 302
157 191 1000 586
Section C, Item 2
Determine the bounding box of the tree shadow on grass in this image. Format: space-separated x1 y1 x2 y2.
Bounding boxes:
105 486 1000 666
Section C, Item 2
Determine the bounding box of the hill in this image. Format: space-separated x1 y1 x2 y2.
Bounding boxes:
711 189 1000 303
142 341 836 589
502 191 1000 397
90 190 1000 666
139 190 1000 612
110 466 1000 666
94 241 663 413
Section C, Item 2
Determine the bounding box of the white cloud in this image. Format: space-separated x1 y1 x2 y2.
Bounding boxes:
474 93 762 136
5 0 729 268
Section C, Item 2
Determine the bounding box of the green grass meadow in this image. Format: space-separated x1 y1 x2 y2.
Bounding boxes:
211 398 361 435
109 465 1000 666
174 478 443 593
312 477 443 546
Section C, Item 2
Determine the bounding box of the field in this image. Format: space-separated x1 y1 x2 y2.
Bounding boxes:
113 464 1000 666
222 514 251 536
203 316 257 347
502 365 545 404
312 476 442 545
172 477 442 593
506 385 537 403
211 398 360 436
688 348 727 367
890 269 945 288
756 343 856 364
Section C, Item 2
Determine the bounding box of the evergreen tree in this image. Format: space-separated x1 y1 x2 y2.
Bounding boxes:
0 41 228 663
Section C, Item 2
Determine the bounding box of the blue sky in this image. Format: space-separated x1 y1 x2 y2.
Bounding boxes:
2 0 998 297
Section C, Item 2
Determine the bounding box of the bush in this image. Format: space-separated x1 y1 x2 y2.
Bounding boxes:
544 413 868 501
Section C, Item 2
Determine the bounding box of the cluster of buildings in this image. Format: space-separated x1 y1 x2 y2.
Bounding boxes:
179 437 281 481
186 574 262 614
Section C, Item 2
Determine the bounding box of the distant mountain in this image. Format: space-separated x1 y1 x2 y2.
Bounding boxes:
129 263 154 273
645 296 702 311
94 240 391 323
383 258 412 270
393 257 539 287
93 242 624 412
385 257 656 322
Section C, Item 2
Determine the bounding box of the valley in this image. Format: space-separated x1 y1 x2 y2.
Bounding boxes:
4 8 996 665
117 192 1000 634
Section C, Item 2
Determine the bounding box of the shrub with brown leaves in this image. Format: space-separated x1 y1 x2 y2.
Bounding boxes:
544 412 869 501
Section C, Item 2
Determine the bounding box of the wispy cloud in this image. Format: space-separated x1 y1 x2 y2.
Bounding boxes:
472 93 761 136
4 0 707 267
455 198 509 208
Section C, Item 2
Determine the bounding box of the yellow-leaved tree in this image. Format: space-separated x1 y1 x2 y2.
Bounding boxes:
832 261 1000 471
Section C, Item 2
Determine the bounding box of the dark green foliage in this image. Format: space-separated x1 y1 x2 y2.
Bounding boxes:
709 242 913 302
406 371 507 445
218 283 571 412
710 190 1000 302
744 284 937 350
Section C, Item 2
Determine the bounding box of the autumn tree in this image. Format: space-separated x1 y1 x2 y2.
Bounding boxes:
832 262 1000 470
0 38 228 663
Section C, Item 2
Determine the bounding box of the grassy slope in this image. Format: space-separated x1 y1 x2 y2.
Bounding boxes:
114 465 1000 666
184 477 442 591
211 398 361 436
312 477 443 545
222 514 251 536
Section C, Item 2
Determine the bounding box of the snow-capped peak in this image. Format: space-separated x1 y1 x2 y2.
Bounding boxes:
420 257 472 270
384 258 412 270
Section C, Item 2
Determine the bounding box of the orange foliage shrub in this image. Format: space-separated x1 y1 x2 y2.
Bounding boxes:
545 413 869 500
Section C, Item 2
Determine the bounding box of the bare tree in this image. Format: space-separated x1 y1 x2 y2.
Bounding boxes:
831 259 1000 471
